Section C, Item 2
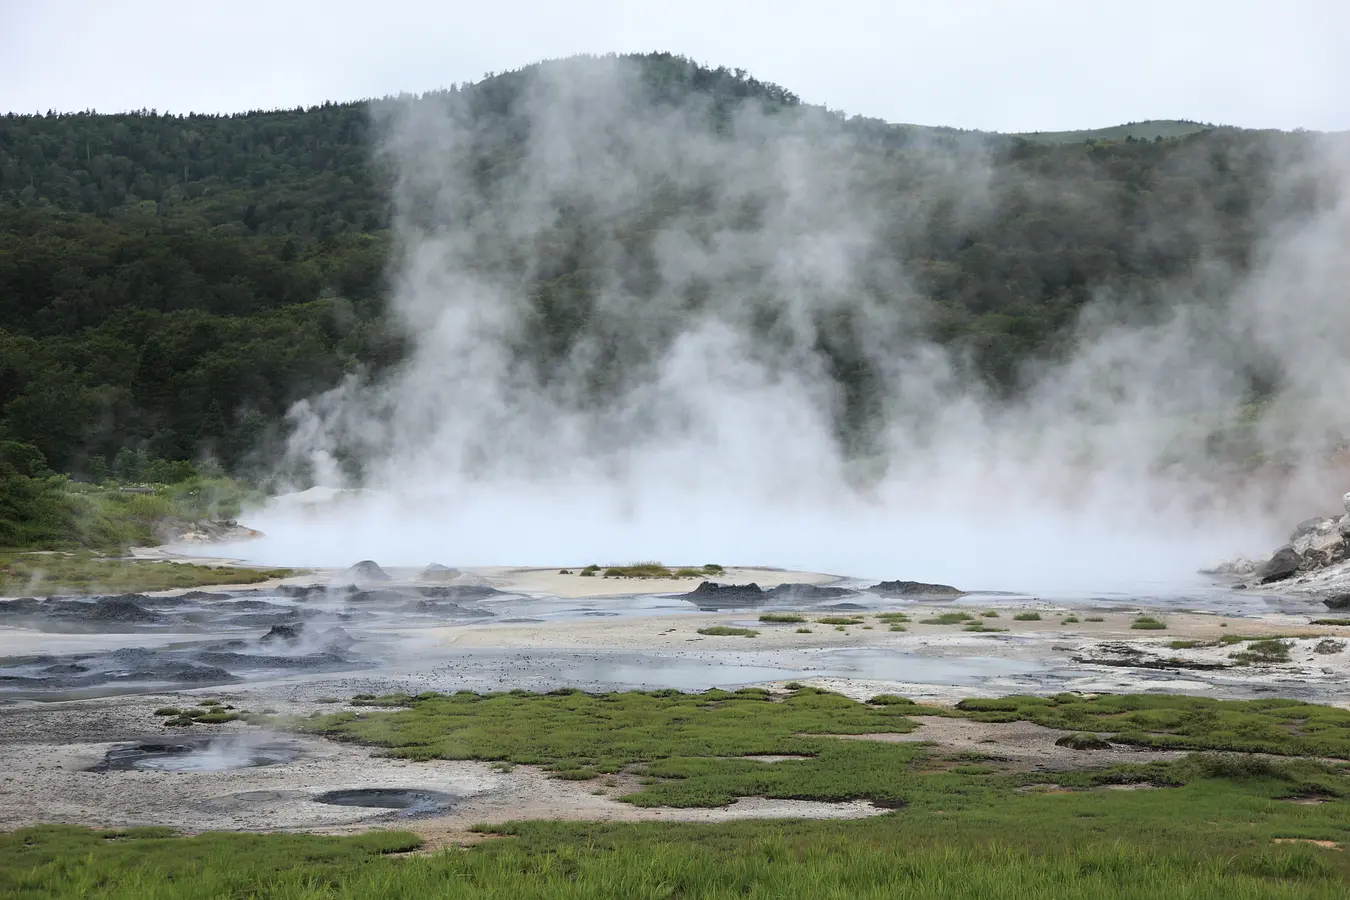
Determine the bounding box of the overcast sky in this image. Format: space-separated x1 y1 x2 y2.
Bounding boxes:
2 1 1346 132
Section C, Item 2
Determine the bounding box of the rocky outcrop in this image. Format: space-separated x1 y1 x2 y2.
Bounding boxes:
155 518 263 545
1256 546 1304 584
1211 492 1350 587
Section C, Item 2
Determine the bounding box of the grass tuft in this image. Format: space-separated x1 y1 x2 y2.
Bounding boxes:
758 613 806 623
1013 612 1042 621
1131 616 1167 630
919 612 974 625
697 626 758 637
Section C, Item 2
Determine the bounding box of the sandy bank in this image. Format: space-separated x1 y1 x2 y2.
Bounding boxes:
467 566 841 598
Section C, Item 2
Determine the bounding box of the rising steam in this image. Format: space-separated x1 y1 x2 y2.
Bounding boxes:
230 56 1350 594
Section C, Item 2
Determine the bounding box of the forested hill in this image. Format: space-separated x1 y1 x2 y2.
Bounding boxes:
0 51 1325 483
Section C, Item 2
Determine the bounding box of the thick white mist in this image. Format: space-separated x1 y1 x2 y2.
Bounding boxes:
226 58 1350 594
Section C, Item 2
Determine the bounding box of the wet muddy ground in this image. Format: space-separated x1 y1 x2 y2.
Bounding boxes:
2 566 1348 835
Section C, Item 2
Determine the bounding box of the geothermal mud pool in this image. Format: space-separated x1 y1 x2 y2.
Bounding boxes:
3 559 1349 837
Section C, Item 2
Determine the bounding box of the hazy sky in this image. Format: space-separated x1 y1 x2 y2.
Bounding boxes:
2 0 1346 131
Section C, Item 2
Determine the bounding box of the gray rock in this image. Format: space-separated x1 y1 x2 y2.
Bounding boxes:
1291 517 1330 542
1257 546 1302 584
1323 593 1350 610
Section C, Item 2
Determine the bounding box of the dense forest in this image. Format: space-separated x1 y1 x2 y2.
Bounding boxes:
0 52 1331 486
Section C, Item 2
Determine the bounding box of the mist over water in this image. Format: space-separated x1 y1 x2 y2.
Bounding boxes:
230 57 1350 594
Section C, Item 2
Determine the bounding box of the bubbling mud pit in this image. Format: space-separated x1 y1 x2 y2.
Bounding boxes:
3 558 1350 836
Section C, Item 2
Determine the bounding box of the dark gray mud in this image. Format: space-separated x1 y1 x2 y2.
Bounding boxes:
681 581 859 609
312 788 453 816
92 736 303 772
0 582 514 699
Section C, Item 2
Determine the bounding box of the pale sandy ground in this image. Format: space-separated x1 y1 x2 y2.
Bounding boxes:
118 554 841 599
468 565 840 598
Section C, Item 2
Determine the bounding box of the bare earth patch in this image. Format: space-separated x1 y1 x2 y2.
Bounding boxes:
811 716 1187 770
1272 838 1341 850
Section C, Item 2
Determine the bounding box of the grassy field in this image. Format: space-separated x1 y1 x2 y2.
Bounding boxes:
956 694 1350 757
4 812 1350 899
8 687 1350 896
0 550 293 594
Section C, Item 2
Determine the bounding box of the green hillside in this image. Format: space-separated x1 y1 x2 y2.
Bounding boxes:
0 52 1329 542
1015 119 1215 143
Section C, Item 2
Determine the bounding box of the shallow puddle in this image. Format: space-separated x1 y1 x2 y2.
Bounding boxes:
313 788 453 815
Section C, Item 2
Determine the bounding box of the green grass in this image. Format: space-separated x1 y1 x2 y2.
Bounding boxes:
981 610 1000 618
1013 612 1042 621
6 815 1350 899
888 624 906 632
1132 616 1168 630
16 687 1350 897
1230 639 1293 665
875 612 911 623
697 626 759 638
595 562 724 579
1085 616 1105 623
0 550 294 593
299 687 918 800
1170 640 1205 650
919 612 974 625
955 693 1350 758
3 474 266 552
604 562 675 578
1061 616 1079 624
964 623 1008 633
13 687 1350 896
795 627 812 634
816 616 865 626
1311 619 1350 626
758 613 806 624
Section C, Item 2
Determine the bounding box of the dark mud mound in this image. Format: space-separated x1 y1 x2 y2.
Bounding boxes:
683 581 859 609
870 580 965 598
313 788 452 815
47 596 164 626
347 588 417 604
0 597 40 616
682 581 765 609
257 622 357 649
177 591 232 602
260 623 305 644
420 563 461 581
0 595 167 632
278 584 329 600
765 584 857 601
344 560 392 582
417 585 504 601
